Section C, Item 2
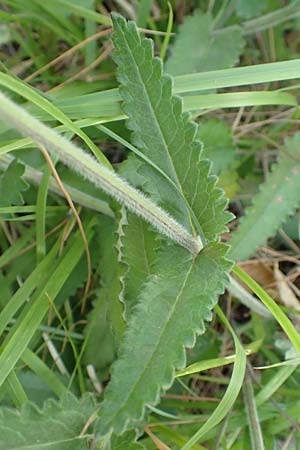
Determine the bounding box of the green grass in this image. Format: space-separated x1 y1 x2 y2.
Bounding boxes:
1 1 300 449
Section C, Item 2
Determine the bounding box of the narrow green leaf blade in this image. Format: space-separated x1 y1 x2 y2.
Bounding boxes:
174 58 300 94
183 91 296 110
233 265 300 352
180 306 247 450
95 243 232 437
0 72 111 168
21 348 67 398
51 0 111 25
243 372 265 450
0 224 94 388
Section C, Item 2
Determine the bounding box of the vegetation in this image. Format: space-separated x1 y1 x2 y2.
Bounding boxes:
1 1 300 448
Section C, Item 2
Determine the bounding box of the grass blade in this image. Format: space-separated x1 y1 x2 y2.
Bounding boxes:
0 72 111 167
180 305 246 450
174 59 300 93
21 348 67 397
243 371 265 450
0 223 94 387
183 91 296 110
0 91 201 255
233 265 300 352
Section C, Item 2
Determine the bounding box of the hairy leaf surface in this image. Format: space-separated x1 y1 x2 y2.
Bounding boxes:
83 286 118 380
0 394 96 449
94 14 233 439
111 13 231 241
166 10 244 76
230 134 300 260
83 217 124 376
96 243 231 436
118 208 157 319
111 431 146 449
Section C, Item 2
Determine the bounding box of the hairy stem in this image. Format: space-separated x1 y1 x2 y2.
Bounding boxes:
0 91 203 255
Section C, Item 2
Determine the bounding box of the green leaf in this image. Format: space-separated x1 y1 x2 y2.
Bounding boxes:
230 133 300 261
0 92 200 255
111 13 231 242
55 230 104 306
92 14 234 439
0 24 11 45
48 0 111 25
0 153 114 218
137 0 151 27
0 160 29 207
165 11 244 76
233 265 300 353
180 305 247 450
83 217 124 377
197 120 239 199
0 72 111 168
237 0 269 19
96 243 232 436
83 287 118 380
111 432 146 449
243 372 265 450
0 240 59 338
197 119 236 175
41 88 295 121
0 222 95 388
118 208 157 319
21 349 68 399
183 91 296 109
0 393 97 449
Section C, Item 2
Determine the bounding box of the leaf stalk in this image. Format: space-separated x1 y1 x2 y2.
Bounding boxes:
0 91 203 255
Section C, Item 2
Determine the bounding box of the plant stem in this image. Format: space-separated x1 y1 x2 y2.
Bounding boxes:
0 91 203 255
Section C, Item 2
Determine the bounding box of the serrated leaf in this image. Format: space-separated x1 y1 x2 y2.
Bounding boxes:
94 14 234 440
118 208 157 319
118 154 147 190
0 160 29 207
0 393 97 450
165 10 244 76
111 13 231 242
83 217 125 376
83 287 118 380
230 133 300 261
96 242 232 436
111 431 146 449
97 431 145 450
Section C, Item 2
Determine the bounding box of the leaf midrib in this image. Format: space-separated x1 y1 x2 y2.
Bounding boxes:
119 24 191 224
106 256 195 428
